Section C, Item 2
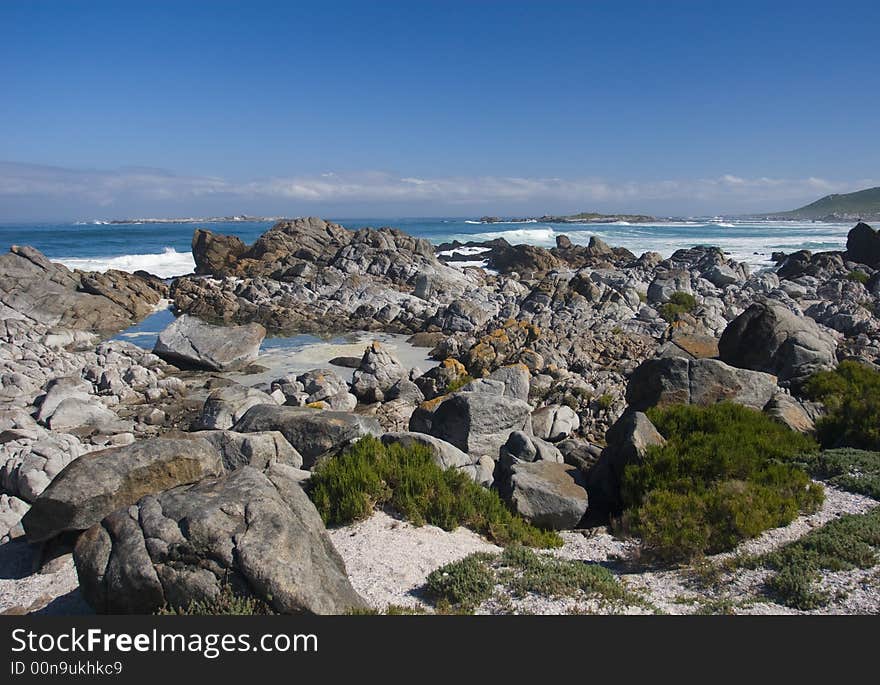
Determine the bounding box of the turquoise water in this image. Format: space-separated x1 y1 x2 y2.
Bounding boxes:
0 216 855 277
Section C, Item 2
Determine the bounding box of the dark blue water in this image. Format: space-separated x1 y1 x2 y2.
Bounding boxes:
0 217 852 276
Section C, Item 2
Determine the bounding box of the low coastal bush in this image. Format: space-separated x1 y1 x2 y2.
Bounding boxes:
445 374 475 393
307 436 562 548
157 584 274 615
621 403 823 562
425 546 639 612
424 552 497 609
751 508 880 609
658 291 697 323
802 360 880 450
847 269 869 284
786 448 880 500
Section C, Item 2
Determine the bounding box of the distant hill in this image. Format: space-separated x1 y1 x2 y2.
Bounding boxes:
764 186 880 221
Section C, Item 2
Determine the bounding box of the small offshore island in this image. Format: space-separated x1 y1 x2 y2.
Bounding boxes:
478 211 659 224
2 212 880 616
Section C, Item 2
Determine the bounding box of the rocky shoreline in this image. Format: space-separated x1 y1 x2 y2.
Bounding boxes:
3 217 880 614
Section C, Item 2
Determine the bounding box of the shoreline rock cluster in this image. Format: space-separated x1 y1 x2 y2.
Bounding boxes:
3 217 880 614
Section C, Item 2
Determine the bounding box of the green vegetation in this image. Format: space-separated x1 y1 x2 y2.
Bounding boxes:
157 584 274 615
425 546 640 612
847 269 870 284
658 291 697 323
307 436 562 548
424 552 497 609
771 186 880 220
747 508 880 609
803 360 880 450
445 374 475 393
620 403 823 562
786 448 880 500
596 393 615 411
348 605 429 615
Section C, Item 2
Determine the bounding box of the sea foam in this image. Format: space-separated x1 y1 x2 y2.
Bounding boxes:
57 247 195 279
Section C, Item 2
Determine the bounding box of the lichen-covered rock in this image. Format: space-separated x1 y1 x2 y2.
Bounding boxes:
22 437 224 542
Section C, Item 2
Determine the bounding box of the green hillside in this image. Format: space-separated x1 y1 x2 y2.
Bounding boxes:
771 186 880 221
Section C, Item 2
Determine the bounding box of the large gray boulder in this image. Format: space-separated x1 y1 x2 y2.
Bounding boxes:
531 404 580 442
195 384 276 430
485 364 531 403
232 405 381 468
22 438 224 542
190 430 303 471
296 368 356 410
647 269 692 303
500 461 588 530
36 376 93 423
380 432 493 485
351 342 410 403
626 357 778 411
74 464 366 614
408 391 532 457
46 398 133 435
845 222 880 267
153 314 265 371
718 301 837 387
499 430 563 466
587 411 666 512
763 392 816 433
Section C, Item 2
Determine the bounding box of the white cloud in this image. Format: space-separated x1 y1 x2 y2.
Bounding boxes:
0 161 875 219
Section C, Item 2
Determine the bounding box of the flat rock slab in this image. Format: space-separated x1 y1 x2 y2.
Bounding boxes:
153 314 265 371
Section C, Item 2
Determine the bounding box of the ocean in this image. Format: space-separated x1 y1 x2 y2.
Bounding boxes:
0 217 855 279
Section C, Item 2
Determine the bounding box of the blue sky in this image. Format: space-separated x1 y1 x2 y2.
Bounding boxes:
1 0 878 220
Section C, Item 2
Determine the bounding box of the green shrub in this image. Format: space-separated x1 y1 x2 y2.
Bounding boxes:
787 448 880 499
307 436 561 548
500 546 631 602
803 361 880 450
596 393 614 411
621 403 823 561
755 508 880 609
658 291 697 323
765 566 827 610
847 269 869 284
445 374 475 393
425 553 496 609
157 584 274 615
424 546 639 611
